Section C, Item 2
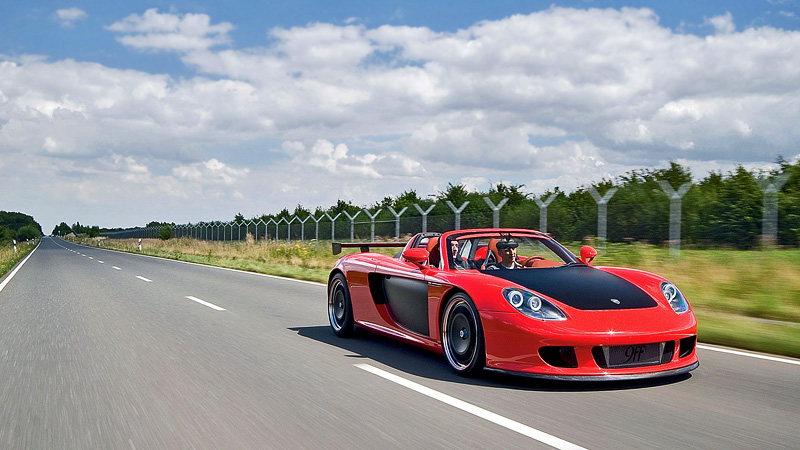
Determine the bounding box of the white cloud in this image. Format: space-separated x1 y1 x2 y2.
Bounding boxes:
107 9 234 52
55 8 87 27
2 6 799 230
706 12 736 35
172 158 250 185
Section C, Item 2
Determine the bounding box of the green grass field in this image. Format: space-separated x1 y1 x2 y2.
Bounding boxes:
0 240 38 280
60 236 800 359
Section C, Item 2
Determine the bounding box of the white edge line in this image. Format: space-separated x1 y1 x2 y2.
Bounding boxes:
112 266 122 270
185 296 226 311
355 363 587 450
697 344 800 366
136 276 152 282
0 241 41 294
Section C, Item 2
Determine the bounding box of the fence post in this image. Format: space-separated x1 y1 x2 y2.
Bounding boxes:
588 186 618 249
311 214 323 242
343 211 361 242
387 206 407 238
756 173 791 247
299 215 311 241
446 201 470 230
363 208 382 242
534 193 558 233
413 203 435 233
278 217 289 242
483 197 509 228
658 181 692 258
325 213 342 242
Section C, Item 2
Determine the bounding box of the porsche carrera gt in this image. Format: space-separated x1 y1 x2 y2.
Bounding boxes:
327 228 698 380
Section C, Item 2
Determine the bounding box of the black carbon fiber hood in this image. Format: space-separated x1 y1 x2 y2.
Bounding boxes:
484 265 658 310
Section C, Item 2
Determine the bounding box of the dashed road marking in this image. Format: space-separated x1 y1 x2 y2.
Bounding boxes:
185 296 226 311
136 276 152 282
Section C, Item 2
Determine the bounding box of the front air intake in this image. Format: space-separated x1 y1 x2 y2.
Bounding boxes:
539 346 578 368
679 336 697 358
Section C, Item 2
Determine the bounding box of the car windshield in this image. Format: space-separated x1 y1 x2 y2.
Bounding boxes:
446 233 577 270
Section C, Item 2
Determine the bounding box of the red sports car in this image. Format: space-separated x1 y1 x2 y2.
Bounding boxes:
328 228 698 380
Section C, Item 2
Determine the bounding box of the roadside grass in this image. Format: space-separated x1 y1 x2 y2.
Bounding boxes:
76 236 800 358
0 240 38 280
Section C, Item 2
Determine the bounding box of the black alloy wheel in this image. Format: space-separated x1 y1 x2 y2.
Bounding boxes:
328 273 354 337
442 294 485 376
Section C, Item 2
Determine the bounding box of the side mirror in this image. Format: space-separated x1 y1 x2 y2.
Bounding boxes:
403 247 429 267
580 246 597 265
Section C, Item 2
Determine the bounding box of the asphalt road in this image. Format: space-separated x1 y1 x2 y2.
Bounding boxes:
0 236 798 449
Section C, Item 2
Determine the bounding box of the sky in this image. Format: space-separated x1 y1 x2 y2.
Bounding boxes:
1 1 800 232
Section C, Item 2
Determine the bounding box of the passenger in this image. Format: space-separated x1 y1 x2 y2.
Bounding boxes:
450 239 466 268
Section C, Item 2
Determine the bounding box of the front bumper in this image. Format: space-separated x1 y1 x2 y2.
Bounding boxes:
485 361 698 381
481 310 699 379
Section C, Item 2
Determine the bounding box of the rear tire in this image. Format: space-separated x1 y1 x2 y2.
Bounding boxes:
328 273 355 337
441 294 485 376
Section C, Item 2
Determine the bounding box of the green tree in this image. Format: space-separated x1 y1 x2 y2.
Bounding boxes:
0 225 12 243
16 225 41 241
52 222 72 236
158 227 172 240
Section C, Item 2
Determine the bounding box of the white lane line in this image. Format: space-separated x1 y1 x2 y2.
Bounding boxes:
697 344 800 366
112 266 122 270
0 242 40 295
136 276 152 282
98 261 104 264
86 246 323 287
185 296 226 311
88 257 93 260
355 364 587 450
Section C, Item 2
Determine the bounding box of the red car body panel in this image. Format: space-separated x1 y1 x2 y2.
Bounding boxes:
329 229 698 380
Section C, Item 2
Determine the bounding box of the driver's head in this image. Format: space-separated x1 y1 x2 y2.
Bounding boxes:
495 240 517 265
450 239 459 256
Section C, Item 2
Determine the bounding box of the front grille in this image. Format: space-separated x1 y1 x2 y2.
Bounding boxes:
592 341 675 369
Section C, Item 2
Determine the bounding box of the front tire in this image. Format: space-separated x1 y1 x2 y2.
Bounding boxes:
441 294 485 376
328 273 355 337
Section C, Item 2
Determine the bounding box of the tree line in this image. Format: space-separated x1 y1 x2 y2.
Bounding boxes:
0 211 43 243
244 159 800 249
76 159 800 249
52 221 127 238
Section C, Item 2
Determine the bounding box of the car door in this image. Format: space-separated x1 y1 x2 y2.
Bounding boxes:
370 256 431 337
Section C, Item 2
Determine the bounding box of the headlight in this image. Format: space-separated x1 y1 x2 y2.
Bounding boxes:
661 281 689 314
502 288 566 321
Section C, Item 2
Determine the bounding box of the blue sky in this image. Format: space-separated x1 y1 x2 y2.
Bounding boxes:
1 1 799 231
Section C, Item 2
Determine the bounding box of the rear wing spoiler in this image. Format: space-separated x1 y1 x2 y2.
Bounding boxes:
332 242 407 255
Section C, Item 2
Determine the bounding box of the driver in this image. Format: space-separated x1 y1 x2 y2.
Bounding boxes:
486 239 520 269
